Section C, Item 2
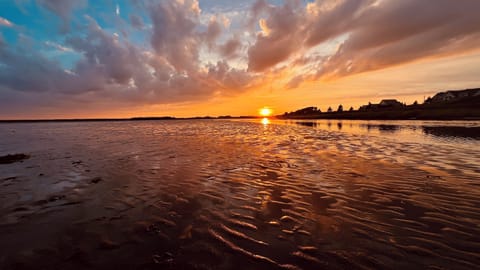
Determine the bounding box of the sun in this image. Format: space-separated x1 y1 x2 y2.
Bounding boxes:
259 107 273 117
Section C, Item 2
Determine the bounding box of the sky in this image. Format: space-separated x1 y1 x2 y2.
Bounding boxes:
0 0 480 119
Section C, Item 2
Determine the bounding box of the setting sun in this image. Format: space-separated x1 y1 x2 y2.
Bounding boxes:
259 107 273 117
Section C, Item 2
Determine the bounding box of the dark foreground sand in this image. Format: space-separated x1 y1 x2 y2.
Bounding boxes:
0 120 479 269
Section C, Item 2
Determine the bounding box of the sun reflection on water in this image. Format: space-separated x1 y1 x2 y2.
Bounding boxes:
261 117 270 125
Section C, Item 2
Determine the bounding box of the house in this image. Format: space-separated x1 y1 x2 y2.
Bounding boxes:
428 88 480 104
379 99 404 108
358 102 379 111
358 105 368 111
285 106 320 116
430 92 456 103
294 106 320 114
358 99 403 111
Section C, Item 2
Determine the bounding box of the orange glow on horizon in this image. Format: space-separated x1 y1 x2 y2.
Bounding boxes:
259 107 273 117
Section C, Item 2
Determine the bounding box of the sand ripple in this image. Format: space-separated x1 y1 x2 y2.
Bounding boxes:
0 119 479 269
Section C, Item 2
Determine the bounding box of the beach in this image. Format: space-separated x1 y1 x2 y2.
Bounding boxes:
0 119 479 269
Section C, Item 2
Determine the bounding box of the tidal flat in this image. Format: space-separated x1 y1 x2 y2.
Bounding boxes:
0 119 479 269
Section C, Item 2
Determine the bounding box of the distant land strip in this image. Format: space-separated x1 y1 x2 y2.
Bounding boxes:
0 116 256 123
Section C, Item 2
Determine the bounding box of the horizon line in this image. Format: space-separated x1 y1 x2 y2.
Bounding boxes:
0 115 260 123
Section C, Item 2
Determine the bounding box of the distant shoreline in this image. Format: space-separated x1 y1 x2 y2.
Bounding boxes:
280 88 480 121
1 115 480 123
0 116 257 123
277 109 480 121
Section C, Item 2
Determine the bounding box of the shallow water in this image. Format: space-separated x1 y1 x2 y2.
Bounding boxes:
0 119 479 269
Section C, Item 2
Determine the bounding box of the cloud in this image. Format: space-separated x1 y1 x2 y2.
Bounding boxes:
44 41 73 52
0 41 75 94
246 0 372 72
204 16 222 49
66 19 143 88
36 0 87 30
246 0 268 29
286 74 304 89
37 0 86 18
303 0 371 47
245 0 480 86
247 0 304 72
1 0 480 116
0 1 260 113
0 17 14 27
316 0 480 78
149 0 201 72
207 61 256 91
129 14 143 29
219 37 242 58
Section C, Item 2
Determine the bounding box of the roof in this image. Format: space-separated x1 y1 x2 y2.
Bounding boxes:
380 99 399 102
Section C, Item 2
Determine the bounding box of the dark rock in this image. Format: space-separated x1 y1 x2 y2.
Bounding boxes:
152 252 174 265
0 153 30 164
2 176 17 181
90 177 102 184
13 207 29 212
34 199 49 205
99 239 120 250
49 195 66 202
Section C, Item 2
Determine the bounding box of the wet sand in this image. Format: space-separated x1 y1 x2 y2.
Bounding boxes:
0 120 479 269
